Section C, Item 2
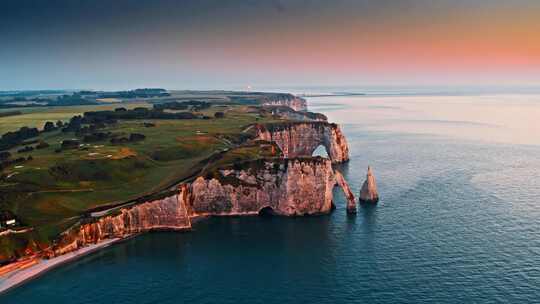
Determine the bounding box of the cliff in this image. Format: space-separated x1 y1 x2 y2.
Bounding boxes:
261 95 308 111
52 194 192 256
335 170 356 213
255 122 349 164
52 158 356 255
359 166 379 204
264 105 327 121
190 158 339 216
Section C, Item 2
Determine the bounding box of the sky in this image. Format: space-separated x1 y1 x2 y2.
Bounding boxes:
1 0 539 90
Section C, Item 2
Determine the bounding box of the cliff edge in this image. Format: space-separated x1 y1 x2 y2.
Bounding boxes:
255 122 349 164
52 157 355 256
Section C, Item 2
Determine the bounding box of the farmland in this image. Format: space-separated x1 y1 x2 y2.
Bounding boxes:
0 90 297 261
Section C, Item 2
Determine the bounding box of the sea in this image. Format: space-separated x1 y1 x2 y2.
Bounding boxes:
2 86 540 303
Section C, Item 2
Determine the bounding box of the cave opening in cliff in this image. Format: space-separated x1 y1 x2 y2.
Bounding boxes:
312 144 329 159
258 206 276 217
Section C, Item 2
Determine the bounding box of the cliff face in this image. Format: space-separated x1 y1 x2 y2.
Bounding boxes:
189 158 336 216
335 171 356 213
53 194 192 256
255 122 349 164
261 95 307 112
52 158 356 255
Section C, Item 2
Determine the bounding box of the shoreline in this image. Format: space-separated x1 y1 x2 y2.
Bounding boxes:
0 237 122 295
0 215 256 295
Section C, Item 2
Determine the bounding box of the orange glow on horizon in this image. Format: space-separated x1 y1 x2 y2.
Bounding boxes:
182 5 540 83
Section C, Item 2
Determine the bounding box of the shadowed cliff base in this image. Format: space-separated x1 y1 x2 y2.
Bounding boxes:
258 206 276 217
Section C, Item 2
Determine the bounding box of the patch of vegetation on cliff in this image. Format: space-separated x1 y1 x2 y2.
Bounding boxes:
257 121 336 133
262 106 326 121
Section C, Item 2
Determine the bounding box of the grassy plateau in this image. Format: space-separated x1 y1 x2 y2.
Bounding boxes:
0 90 299 261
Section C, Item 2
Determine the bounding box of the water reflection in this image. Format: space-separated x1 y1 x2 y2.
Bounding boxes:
359 203 378 232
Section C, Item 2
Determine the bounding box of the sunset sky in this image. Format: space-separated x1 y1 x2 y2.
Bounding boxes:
1 0 539 90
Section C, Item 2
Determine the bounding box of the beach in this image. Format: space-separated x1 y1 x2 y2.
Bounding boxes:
0 238 120 295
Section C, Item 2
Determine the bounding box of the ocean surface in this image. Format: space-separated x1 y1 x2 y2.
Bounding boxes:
2 89 540 303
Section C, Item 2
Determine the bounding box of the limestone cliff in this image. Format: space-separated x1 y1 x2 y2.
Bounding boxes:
52 194 192 256
335 171 356 213
52 158 356 256
261 95 307 111
189 158 338 216
255 122 349 164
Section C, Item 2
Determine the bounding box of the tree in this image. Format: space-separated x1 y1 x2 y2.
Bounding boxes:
0 151 11 161
129 133 146 142
36 141 50 149
43 121 56 132
214 112 225 118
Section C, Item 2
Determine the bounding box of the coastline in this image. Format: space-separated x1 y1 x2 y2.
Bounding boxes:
0 238 122 295
0 93 354 296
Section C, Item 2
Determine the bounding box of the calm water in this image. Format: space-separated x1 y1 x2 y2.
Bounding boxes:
3 91 540 303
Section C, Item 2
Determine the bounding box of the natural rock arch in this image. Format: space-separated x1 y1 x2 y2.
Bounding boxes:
255 122 349 164
312 144 330 158
258 206 276 216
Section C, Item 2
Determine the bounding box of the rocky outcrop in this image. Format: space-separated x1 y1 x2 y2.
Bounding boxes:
255 122 349 164
261 95 307 111
335 171 356 213
52 158 356 256
359 166 379 204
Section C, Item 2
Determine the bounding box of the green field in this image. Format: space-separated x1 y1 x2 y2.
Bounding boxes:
0 91 298 261
0 101 152 134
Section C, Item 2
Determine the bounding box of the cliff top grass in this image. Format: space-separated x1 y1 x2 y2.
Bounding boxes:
0 90 302 261
258 120 337 133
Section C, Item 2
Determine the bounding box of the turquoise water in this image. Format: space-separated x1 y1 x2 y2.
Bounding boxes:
2 92 540 303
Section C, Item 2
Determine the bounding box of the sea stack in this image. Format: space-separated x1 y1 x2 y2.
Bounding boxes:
359 166 379 204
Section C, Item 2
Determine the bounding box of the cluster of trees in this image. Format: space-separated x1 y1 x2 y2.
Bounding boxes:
110 133 146 144
0 151 31 170
94 88 170 99
82 107 205 122
0 96 50 106
0 119 66 152
0 127 40 151
49 94 97 106
153 100 211 111
59 115 113 135
0 94 97 108
83 132 111 143
15 140 50 154
60 139 80 150
60 132 145 150
17 146 34 153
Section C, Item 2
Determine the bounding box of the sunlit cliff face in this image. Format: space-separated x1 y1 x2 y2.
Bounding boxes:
1 0 539 89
